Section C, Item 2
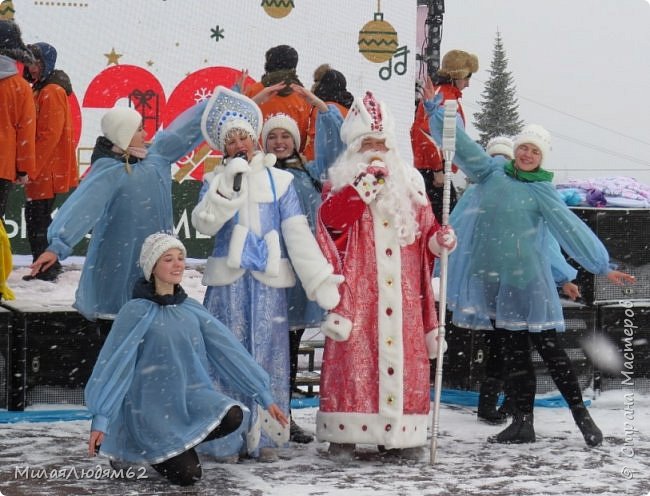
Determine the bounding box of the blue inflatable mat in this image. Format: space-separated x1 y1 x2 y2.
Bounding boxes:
289 389 591 410
0 390 590 422
0 409 92 424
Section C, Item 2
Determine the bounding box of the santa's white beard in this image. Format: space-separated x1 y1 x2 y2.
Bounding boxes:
328 148 421 246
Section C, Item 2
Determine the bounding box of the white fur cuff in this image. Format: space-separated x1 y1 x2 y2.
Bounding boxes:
428 230 457 257
258 405 289 446
425 328 448 359
264 230 280 277
226 224 248 269
321 312 352 341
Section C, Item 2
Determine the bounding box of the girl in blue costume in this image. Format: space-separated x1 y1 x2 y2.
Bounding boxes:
191 86 342 462
29 100 208 332
259 84 345 443
86 233 287 486
423 79 635 446
466 137 582 424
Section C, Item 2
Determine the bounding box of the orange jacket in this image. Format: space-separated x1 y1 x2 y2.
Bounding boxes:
410 84 465 172
0 72 36 181
25 83 78 200
245 81 311 153
303 102 348 161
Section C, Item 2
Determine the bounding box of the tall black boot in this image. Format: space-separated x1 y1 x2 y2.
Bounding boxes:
488 413 535 444
571 405 603 447
477 378 507 425
290 418 314 444
497 383 518 418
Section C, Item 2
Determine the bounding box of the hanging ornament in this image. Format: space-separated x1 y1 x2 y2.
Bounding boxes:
358 1 398 64
261 0 295 19
0 0 15 20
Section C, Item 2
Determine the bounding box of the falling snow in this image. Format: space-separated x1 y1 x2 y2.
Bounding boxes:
1 257 649 495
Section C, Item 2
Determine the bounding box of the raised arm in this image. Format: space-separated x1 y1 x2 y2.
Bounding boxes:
422 78 494 184
148 99 208 164
308 104 345 180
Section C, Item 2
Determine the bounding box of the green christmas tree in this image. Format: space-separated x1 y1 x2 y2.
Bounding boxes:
0 0 15 20
473 31 523 147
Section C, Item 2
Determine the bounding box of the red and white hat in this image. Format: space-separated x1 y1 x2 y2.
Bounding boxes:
340 90 394 148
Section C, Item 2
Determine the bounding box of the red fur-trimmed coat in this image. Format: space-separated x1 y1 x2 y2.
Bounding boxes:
315 180 443 448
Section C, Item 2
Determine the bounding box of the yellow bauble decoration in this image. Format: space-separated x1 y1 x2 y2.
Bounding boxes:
358 12 398 63
261 0 294 19
0 0 15 20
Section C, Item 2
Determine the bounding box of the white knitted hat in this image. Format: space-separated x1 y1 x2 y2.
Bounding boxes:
262 113 301 151
513 124 551 164
101 107 142 151
486 136 514 159
139 232 186 281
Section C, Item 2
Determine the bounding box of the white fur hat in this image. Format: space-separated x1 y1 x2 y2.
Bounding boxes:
486 136 514 159
201 86 262 152
340 90 395 148
262 113 301 151
101 107 142 151
139 232 186 281
513 124 552 164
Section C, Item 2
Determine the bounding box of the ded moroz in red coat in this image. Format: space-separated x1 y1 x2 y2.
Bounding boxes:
315 176 443 449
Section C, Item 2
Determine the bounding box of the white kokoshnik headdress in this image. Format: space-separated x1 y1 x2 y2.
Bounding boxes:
201 86 263 152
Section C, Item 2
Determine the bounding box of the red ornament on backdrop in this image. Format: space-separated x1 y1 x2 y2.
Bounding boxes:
163 66 255 180
78 64 258 180
68 92 81 148
163 66 252 125
82 64 166 137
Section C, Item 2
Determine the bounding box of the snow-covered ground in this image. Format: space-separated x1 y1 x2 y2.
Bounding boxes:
1 258 649 495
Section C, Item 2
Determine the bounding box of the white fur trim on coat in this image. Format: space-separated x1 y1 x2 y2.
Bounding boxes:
320 312 353 341
263 230 280 277
281 215 334 298
250 259 296 288
316 411 429 448
226 224 248 269
258 405 290 446
191 173 247 237
202 256 245 286
245 407 261 454
202 256 297 288
427 230 457 257
425 328 448 359
248 164 292 204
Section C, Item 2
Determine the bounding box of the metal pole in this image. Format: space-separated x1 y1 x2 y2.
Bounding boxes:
420 0 445 77
430 99 457 464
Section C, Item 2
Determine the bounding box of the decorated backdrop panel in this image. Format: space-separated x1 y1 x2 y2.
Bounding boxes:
5 0 416 256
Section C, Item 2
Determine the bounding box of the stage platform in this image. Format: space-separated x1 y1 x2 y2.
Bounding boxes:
2 265 649 412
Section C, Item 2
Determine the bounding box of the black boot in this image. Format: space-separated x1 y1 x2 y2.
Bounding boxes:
290 419 314 444
571 405 603 447
497 392 518 418
488 413 535 444
23 261 62 282
477 378 507 425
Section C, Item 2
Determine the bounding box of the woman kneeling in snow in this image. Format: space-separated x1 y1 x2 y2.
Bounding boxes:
85 232 287 486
